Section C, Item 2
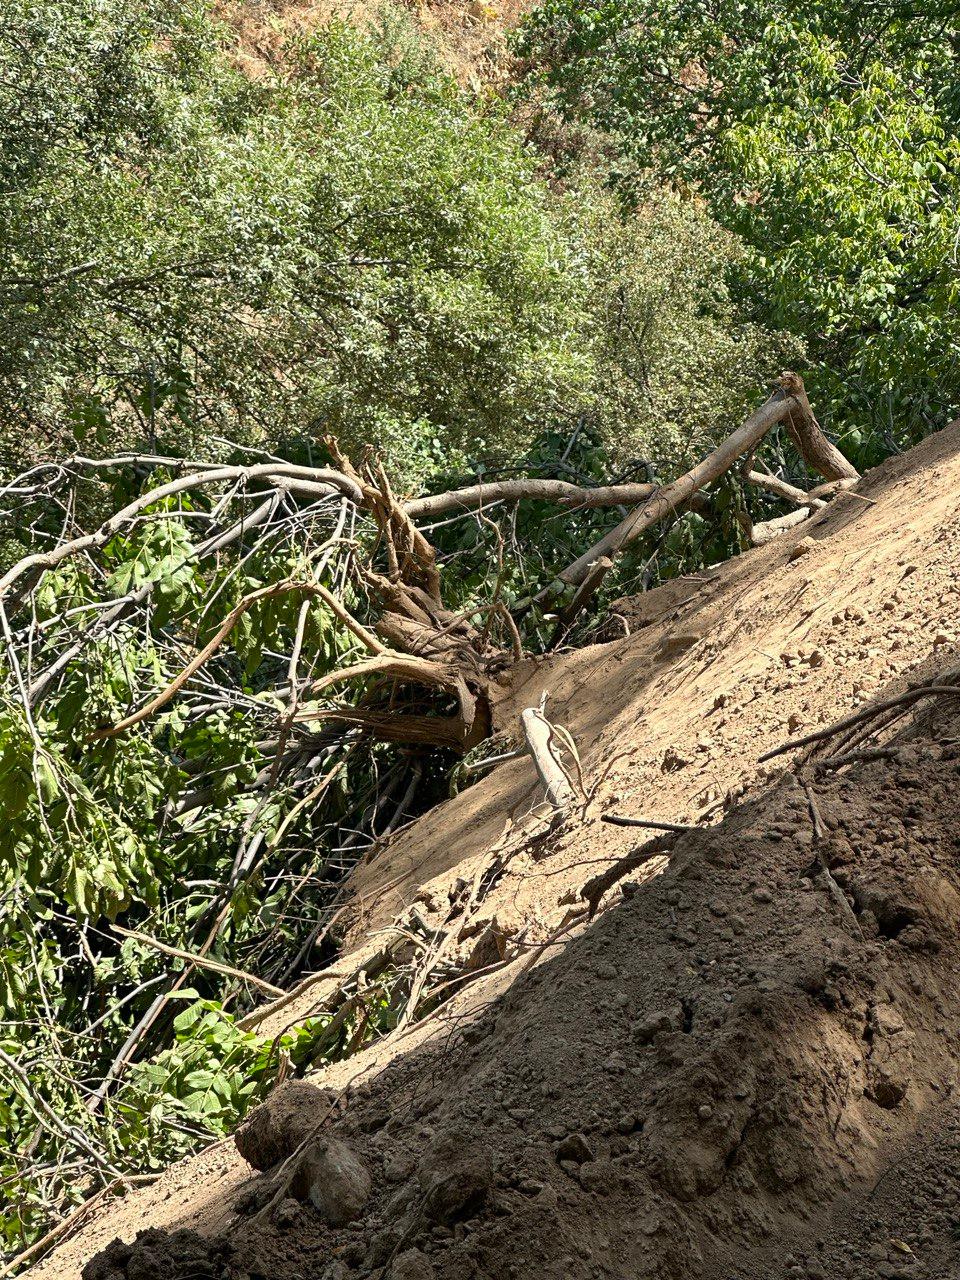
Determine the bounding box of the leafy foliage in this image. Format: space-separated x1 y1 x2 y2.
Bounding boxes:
517 0 960 458
0 0 789 488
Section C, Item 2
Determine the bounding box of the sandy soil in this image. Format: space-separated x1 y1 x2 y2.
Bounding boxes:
31 421 960 1279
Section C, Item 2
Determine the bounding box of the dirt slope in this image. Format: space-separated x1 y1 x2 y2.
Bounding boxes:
33 421 960 1279
217 0 527 85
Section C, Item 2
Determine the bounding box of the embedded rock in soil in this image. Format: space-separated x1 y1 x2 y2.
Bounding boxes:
866 1032 914 1109
297 1135 372 1225
419 1129 493 1223
390 1248 436 1280
234 1079 335 1170
234 1079 370 1224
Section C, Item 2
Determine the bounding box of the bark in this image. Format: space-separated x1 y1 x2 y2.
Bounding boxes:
520 706 582 810
404 478 657 520
557 384 796 589
555 372 857 591
751 506 815 545
779 372 860 482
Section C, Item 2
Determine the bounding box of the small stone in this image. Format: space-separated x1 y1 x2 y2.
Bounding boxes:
383 1148 417 1182
753 887 773 904
536 1183 559 1209
634 1007 682 1043
275 1197 299 1227
697 1104 714 1121
556 1133 594 1164
301 1137 372 1226
391 1248 436 1280
789 537 816 561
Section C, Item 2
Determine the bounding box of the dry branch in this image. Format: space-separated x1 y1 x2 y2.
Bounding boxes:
0 463 363 607
520 703 584 810
760 679 960 763
555 372 857 592
404 477 657 520
779 372 859 482
111 925 286 997
580 835 673 916
89 578 382 739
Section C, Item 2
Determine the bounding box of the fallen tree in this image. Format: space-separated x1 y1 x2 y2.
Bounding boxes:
0 372 856 765
0 370 861 1258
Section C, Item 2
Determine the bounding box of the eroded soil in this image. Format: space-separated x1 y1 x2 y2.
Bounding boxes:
34 423 960 1279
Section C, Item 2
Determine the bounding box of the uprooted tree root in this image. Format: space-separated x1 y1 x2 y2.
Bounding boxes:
3 371 858 756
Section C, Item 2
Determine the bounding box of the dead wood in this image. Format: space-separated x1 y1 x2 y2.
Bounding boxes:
555 380 797 590
554 372 857 595
520 703 584 810
751 506 816 545
779 372 860 483
111 925 286 997
404 477 658 520
760 677 960 762
801 777 863 937
601 813 698 833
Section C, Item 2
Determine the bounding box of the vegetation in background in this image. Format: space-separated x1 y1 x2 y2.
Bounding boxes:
517 0 960 463
0 0 787 490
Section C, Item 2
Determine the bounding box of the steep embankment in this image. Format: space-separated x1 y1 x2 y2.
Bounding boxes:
37 422 960 1279
217 0 525 85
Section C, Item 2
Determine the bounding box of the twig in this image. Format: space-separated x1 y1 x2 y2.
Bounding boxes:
801 777 863 938
760 681 960 762
580 836 674 917
111 925 286 997
601 813 698 833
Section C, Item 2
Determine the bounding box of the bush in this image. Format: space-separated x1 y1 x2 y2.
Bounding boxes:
0 0 791 489
0 2 585 484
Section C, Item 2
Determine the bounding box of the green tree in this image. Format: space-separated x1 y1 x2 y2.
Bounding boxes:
518 0 960 458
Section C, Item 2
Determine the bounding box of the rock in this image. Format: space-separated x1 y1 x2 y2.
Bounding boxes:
383 1147 417 1183
419 1130 493 1224
275 1196 299 1227
556 1132 594 1163
634 1005 683 1044
866 1032 914 1108
658 632 702 658
299 1136 372 1225
789 537 816 561
872 1003 906 1037
234 1080 335 1170
392 1248 436 1280
536 1183 559 1209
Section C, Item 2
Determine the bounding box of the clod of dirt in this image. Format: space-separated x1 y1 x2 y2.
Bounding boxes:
418 1130 493 1223
298 1135 372 1225
234 1080 335 1171
390 1248 436 1279
80 1229 234 1280
555 1133 594 1164
234 1080 370 1224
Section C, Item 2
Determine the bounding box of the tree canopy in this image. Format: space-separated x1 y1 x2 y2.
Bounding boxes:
518 0 960 459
